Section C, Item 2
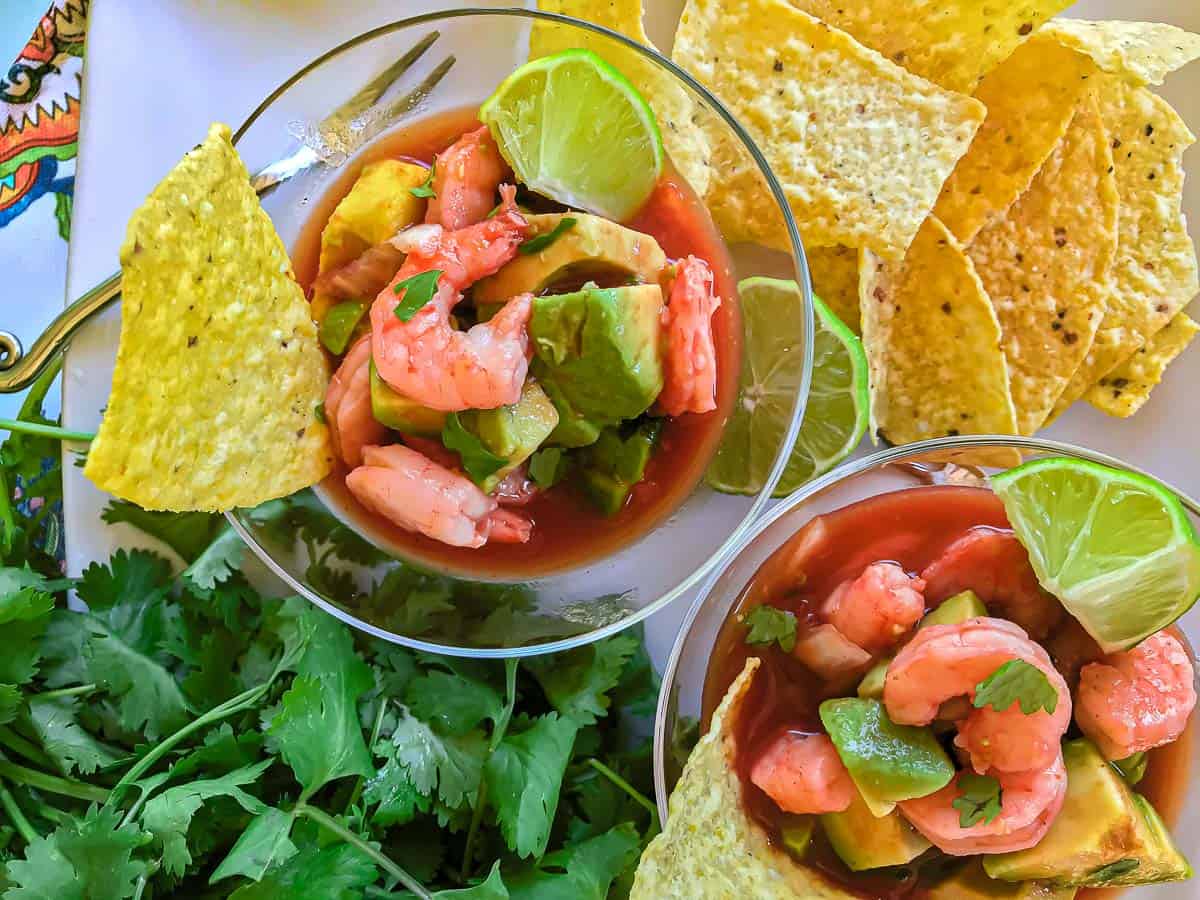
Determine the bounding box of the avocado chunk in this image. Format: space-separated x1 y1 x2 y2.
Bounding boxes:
927 862 1076 899
821 786 930 871
473 213 667 306
370 361 446 437
819 698 955 819
779 814 815 859
461 380 559 493
319 299 370 356
856 658 891 700
575 421 662 515
1112 752 1147 786
984 738 1192 887
920 589 987 629
529 285 665 447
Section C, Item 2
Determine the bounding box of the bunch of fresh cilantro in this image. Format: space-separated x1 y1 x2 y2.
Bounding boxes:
0 367 659 899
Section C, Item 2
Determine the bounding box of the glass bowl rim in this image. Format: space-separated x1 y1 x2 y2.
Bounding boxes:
224 6 817 659
651 433 1200 818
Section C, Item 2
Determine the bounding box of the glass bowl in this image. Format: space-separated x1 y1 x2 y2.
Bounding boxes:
224 9 814 657
652 435 1200 900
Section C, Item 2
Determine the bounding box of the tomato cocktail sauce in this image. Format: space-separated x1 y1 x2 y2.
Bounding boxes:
294 108 741 577
702 485 1195 900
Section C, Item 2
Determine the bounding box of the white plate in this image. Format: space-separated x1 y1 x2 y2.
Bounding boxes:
59 2 1199 893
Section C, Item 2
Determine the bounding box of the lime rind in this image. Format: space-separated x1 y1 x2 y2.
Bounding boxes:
992 457 1200 652
480 49 663 221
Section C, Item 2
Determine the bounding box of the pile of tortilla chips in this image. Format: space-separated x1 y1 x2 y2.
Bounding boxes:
536 0 1200 443
85 124 332 511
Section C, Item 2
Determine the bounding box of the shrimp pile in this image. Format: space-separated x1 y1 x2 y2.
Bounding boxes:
885 617 1072 854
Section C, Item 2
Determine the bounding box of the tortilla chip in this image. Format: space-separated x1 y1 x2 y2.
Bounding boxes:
85 124 333 512
967 95 1119 435
631 658 850 899
935 36 1098 245
860 216 1018 447
1087 313 1199 418
808 246 861 334
673 0 986 259
789 0 1073 94
1042 19 1200 86
531 0 715 197
1051 80 1199 418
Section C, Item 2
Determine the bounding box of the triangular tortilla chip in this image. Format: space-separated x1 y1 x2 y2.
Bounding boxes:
1041 19 1200 86
85 124 332 511
1087 313 1199 418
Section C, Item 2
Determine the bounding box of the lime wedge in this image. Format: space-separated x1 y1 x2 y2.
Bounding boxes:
992 458 1200 652
707 279 868 497
480 49 663 221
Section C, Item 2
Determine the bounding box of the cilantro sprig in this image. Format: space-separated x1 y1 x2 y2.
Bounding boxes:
741 604 798 653
518 217 577 255
410 162 437 199
973 659 1059 715
0 376 661 898
951 773 1003 827
393 269 444 322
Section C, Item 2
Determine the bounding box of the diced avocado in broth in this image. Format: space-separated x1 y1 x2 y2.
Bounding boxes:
530 284 664 446
984 738 1191 887
461 380 559 493
856 658 890 700
370 361 446 437
820 786 930 871
926 862 1076 899
576 421 662 516
920 589 987 628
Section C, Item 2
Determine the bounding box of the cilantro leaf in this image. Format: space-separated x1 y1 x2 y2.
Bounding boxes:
75 549 173 611
141 759 271 876
404 669 505 737
181 523 245 590
434 861 509 898
951 773 1003 827
527 449 568 489
393 269 444 322
410 162 437 199
227 840 377 900
101 500 225 562
442 414 508 487
1087 858 1140 883
527 633 638 727
505 823 640 900
28 695 124 775
0 683 19 725
485 713 578 858
518 218 577 256
4 805 148 900
973 659 1059 715
211 807 298 884
0 586 54 685
171 724 265 780
741 604 798 653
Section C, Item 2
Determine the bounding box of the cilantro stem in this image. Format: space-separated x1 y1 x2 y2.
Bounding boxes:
35 683 97 701
345 698 388 813
587 758 660 828
0 777 38 843
0 759 108 804
296 802 432 900
0 419 95 443
0 725 56 770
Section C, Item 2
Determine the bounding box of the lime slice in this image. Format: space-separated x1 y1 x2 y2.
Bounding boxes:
480 49 663 220
707 279 869 497
992 458 1200 652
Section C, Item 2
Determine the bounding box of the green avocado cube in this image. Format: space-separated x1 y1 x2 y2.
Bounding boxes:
529 285 664 446
819 698 955 816
856 658 891 700
984 738 1192 888
370 361 446 437
779 814 816 859
461 381 559 493
821 787 930 871
576 421 663 516
920 589 988 629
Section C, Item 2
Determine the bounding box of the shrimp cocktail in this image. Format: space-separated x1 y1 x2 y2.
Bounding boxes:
292 50 739 575
635 457 1200 898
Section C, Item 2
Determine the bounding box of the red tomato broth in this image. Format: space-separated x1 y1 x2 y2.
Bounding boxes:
294 108 742 577
699 485 1195 899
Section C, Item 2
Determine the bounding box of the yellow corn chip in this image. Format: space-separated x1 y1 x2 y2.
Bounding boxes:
789 0 1073 94
968 95 1119 435
1052 80 1198 418
935 36 1098 245
85 124 333 512
808 245 861 334
1087 313 1199 418
531 0 714 197
631 658 851 899
1042 19 1200 86
673 0 986 259
860 216 1018 447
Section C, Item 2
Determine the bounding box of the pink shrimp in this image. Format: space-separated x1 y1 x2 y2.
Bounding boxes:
325 335 386 468
657 256 721 416
899 752 1068 856
1075 630 1197 760
921 528 1063 640
346 444 530 548
823 561 927 654
884 618 1071 775
749 731 855 815
370 188 531 411
425 127 509 230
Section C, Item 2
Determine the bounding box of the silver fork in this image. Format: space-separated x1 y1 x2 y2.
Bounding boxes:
0 31 455 394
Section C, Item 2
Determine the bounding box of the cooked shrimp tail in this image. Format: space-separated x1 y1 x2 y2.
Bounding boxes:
426 126 510 230
657 255 721 416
